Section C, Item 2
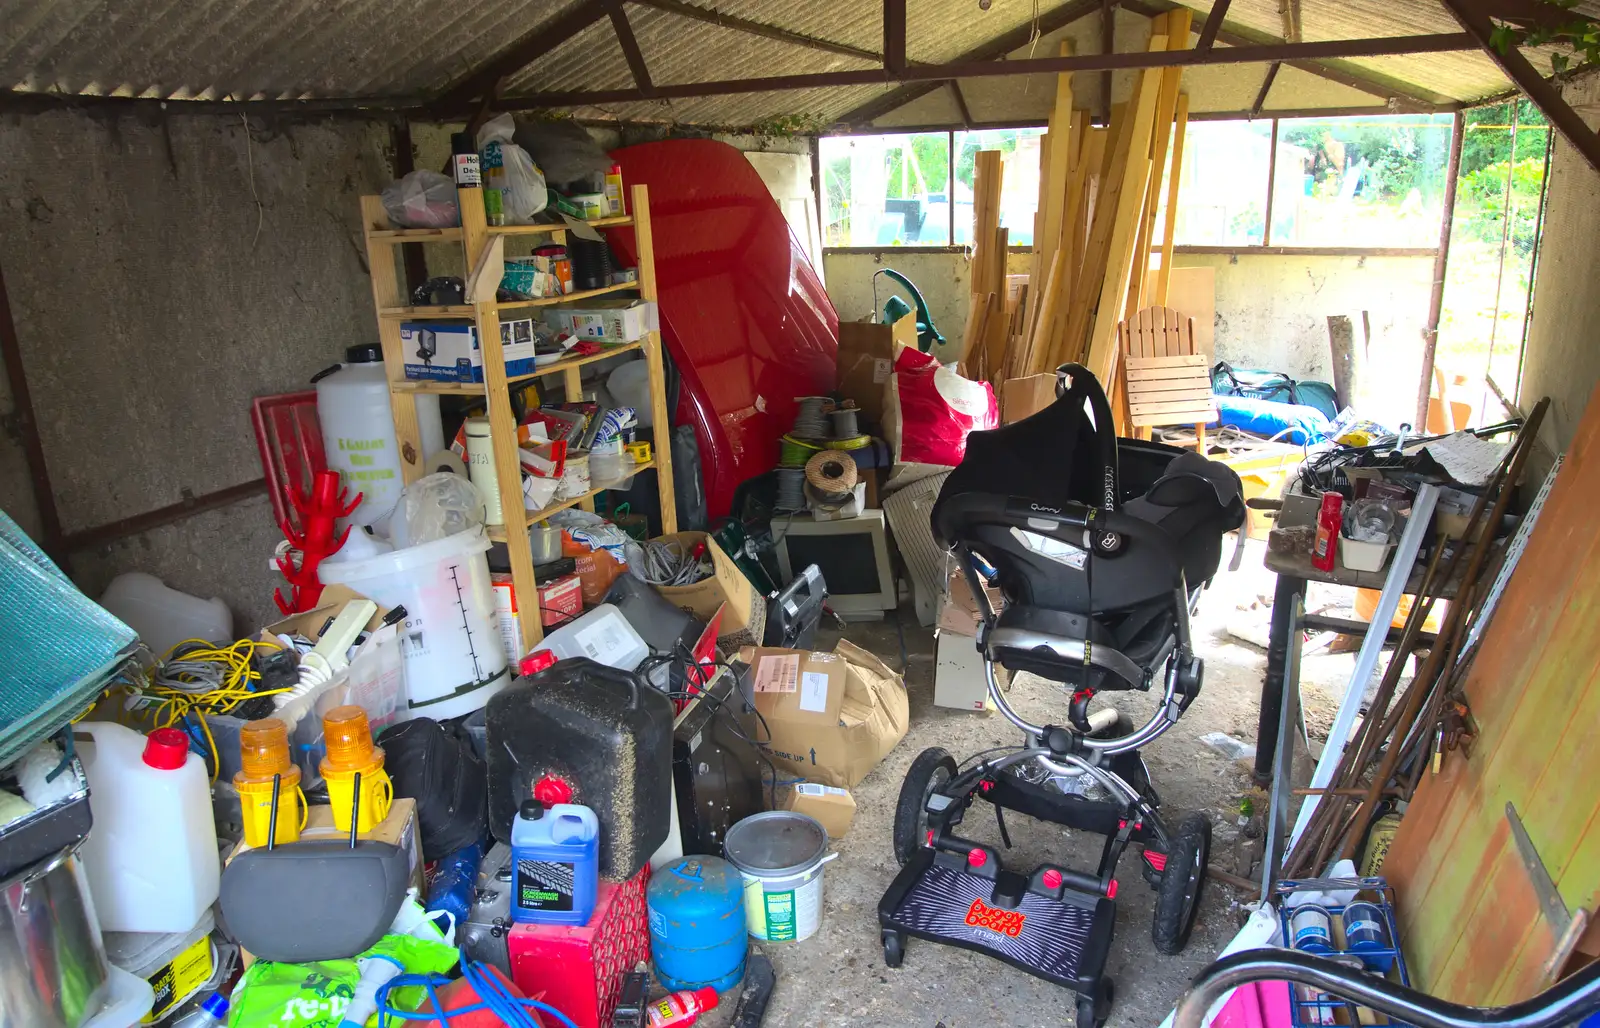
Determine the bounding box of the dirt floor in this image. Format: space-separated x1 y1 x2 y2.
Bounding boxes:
698 538 1392 1028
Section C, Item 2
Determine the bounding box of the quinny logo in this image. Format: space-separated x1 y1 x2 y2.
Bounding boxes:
1029 503 1061 514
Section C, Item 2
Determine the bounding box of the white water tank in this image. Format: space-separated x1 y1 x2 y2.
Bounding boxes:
99 572 231 657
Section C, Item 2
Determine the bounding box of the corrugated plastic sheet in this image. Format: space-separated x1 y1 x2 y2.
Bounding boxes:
0 0 1582 126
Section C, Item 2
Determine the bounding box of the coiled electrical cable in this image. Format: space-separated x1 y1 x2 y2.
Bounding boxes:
626 538 713 586
775 467 808 512
791 396 833 439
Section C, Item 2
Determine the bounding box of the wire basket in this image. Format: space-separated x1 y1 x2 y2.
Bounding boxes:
1276 876 1411 1028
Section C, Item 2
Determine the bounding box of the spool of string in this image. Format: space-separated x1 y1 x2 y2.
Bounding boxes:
791 396 833 440
775 468 807 512
804 451 858 508
779 434 822 468
829 406 860 439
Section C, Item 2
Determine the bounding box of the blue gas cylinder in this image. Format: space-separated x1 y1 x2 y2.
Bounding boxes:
647 856 747 992
510 800 599 926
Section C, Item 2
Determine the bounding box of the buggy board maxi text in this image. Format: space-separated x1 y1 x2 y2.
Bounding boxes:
877 364 1246 1027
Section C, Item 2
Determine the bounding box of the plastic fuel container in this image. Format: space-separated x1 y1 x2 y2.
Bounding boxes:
76 722 219 933
487 659 673 880
510 800 600 926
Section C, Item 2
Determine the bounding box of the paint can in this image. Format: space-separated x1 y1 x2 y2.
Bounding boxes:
1289 904 1334 954
1342 901 1390 952
723 812 838 943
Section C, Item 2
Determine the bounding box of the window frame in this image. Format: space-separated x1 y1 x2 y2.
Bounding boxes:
816 115 1451 259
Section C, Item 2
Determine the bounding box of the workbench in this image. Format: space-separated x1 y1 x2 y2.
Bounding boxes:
1250 545 1455 786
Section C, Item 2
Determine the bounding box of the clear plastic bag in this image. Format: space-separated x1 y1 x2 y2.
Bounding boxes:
477 114 547 225
395 473 484 548
381 170 460 228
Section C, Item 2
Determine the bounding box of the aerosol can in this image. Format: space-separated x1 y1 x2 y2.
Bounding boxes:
646 987 719 1028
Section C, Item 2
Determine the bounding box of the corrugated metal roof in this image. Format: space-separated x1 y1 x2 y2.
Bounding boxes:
0 0 1581 124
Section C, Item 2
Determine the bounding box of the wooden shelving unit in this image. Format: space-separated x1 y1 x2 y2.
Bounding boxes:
359 183 677 653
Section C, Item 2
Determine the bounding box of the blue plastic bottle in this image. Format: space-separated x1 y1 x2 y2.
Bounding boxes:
510 800 599 926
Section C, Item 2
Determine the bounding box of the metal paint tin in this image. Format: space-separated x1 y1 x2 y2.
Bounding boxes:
1289 904 1334 954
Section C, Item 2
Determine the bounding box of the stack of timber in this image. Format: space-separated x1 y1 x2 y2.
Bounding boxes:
968 10 1193 416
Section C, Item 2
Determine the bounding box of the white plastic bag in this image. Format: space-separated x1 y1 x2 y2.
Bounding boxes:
381 170 460 228
477 113 547 225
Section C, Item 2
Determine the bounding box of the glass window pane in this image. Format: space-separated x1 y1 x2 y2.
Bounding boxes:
820 132 950 246
1272 114 1455 247
1167 120 1273 246
952 128 1047 246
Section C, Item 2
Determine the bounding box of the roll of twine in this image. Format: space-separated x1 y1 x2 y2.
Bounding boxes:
779 434 824 467
804 450 858 494
791 396 834 439
829 407 860 438
775 467 807 512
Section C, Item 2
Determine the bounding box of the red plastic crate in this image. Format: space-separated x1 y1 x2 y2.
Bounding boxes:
508 865 651 1028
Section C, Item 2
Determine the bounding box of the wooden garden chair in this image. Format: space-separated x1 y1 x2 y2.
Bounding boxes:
1117 305 1217 452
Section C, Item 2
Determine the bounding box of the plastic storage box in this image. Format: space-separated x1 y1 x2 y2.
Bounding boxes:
507 865 651 1028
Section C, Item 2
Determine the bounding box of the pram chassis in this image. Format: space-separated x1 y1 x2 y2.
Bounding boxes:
878 503 1213 1028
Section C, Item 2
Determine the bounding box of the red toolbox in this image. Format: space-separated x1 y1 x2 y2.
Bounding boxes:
508 864 651 1028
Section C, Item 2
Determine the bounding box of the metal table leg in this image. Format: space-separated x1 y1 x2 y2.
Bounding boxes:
1253 573 1306 786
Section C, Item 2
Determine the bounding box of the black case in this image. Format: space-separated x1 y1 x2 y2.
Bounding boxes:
381 717 488 861
486 658 674 881
672 672 765 854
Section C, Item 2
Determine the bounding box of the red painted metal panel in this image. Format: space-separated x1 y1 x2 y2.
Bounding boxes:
606 140 838 519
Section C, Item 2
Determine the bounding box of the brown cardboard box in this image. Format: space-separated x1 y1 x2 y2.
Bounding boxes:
740 640 909 789
1000 373 1058 424
651 531 764 645
778 783 857 839
258 584 391 646
836 313 916 428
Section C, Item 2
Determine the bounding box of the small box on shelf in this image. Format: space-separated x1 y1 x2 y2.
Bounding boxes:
401 320 537 383
544 299 655 343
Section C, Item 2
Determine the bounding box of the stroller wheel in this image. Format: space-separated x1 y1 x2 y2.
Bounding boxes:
882 929 905 969
893 747 958 865
1152 812 1212 955
1077 978 1113 1028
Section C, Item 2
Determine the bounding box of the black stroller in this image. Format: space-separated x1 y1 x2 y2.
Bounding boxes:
877 364 1246 1026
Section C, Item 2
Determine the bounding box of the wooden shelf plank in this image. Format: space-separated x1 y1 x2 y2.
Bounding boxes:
491 280 636 312
377 305 477 320
388 341 644 394
488 216 632 236
486 460 656 540
366 227 464 243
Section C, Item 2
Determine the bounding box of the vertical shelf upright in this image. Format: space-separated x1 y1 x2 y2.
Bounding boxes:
360 182 677 654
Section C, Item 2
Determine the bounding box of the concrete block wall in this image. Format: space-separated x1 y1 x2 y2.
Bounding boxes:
0 109 812 635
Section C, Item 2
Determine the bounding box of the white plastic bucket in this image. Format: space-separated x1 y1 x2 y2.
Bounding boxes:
318 528 510 720
724 811 838 942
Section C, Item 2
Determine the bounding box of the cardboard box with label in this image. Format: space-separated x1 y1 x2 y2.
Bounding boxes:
779 782 857 839
401 319 538 382
544 299 656 342
650 531 764 646
836 313 915 430
741 640 908 788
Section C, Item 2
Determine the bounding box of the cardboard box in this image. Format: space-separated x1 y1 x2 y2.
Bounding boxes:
1000 373 1058 424
229 797 423 894
740 640 909 789
835 314 914 429
650 531 763 645
934 628 998 712
779 782 857 839
493 571 584 658
544 299 656 342
401 320 537 382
